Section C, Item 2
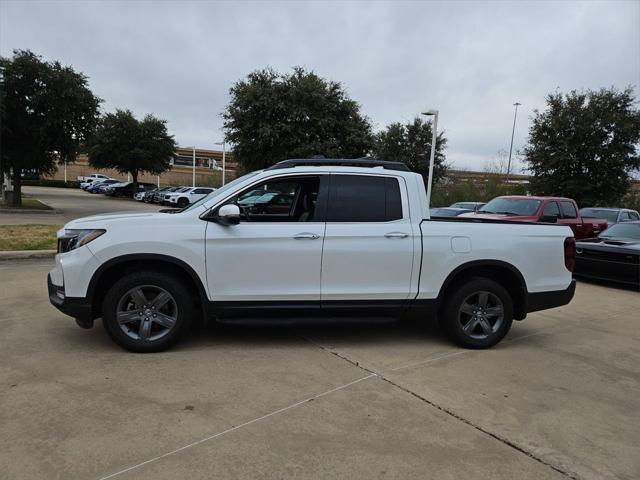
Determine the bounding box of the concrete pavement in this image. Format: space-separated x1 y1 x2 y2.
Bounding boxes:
0 187 162 225
1 260 638 479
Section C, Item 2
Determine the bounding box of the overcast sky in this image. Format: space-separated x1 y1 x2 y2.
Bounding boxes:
1 0 639 172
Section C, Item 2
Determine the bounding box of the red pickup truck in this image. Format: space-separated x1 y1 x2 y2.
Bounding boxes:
460 196 608 239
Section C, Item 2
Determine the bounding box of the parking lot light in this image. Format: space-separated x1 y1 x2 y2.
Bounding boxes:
420 109 439 211
215 141 226 186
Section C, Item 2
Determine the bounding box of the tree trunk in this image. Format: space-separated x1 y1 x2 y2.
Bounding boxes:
131 171 138 198
11 168 22 207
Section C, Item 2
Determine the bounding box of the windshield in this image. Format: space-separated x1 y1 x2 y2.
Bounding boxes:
181 171 262 212
599 223 640 240
580 208 619 223
479 198 542 216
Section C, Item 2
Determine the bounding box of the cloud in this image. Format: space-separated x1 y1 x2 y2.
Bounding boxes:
1 0 638 172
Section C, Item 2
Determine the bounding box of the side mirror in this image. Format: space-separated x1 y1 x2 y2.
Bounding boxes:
540 214 558 223
213 204 241 225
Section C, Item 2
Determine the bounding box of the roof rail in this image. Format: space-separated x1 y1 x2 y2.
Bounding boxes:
266 158 410 171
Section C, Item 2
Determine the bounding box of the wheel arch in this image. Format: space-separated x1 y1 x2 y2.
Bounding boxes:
437 260 528 320
87 254 208 319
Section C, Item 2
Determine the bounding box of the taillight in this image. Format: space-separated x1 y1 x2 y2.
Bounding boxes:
564 237 576 272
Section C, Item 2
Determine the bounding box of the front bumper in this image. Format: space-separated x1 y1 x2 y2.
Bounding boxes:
48 274 93 323
526 279 576 313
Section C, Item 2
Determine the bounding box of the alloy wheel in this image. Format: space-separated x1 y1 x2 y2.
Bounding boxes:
458 290 504 340
116 285 178 341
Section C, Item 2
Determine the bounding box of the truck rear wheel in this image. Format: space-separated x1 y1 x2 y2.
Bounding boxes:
441 277 513 349
101 271 193 352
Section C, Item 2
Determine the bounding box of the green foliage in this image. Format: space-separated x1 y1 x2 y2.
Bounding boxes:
372 117 447 184
0 50 101 206
523 87 640 206
430 177 528 208
87 109 176 191
621 191 640 211
223 67 373 171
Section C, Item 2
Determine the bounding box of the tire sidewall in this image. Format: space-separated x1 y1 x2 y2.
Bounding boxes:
102 271 193 352
442 277 514 349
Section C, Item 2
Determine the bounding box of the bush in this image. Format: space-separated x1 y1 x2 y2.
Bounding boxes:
621 191 640 211
430 178 528 207
22 179 80 188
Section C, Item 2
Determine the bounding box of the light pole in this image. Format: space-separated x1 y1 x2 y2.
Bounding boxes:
506 102 521 183
215 141 226 186
192 146 196 187
420 109 439 211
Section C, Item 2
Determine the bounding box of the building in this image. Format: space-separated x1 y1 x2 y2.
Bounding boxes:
45 147 237 187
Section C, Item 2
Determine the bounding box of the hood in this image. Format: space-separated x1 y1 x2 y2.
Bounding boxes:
64 211 167 228
576 237 640 252
458 212 537 222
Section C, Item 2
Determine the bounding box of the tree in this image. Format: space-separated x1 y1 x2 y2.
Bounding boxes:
523 87 640 206
223 67 373 171
87 110 176 194
372 117 448 185
0 50 101 206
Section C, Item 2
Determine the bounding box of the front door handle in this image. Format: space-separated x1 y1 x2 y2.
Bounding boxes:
385 232 409 239
294 232 320 240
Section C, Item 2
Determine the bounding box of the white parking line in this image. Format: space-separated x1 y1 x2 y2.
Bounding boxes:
97 373 377 480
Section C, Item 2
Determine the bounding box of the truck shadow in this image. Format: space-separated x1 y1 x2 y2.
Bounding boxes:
177 317 449 351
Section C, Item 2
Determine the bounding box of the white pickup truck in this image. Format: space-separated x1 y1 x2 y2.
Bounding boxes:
49 159 576 352
77 173 111 189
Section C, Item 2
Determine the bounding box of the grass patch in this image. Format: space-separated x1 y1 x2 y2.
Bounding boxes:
0 224 61 251
0 195 53 210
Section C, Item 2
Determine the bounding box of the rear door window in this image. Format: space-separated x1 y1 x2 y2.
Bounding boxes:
326 175 403 222
560 201 577 219
542 202 560 217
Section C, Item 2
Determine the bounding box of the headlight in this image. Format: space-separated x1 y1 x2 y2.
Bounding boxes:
58 229 106 253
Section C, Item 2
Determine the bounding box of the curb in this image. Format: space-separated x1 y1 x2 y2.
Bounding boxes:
0 208 58 214
0 250 56 261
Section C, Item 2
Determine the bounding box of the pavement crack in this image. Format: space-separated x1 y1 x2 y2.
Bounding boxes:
377 375 581 480
298 332 581 480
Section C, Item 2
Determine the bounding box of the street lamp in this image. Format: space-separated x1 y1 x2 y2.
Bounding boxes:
215 141 226 186
420 109 439 211
506 102 521 183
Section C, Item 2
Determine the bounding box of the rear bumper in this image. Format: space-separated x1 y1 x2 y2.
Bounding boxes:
48 274 93 322
526 280 576 313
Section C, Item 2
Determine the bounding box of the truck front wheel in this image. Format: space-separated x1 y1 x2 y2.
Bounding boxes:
441 277 513 349
101 271 193 352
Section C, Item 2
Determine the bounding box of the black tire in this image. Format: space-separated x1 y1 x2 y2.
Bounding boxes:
102 271 193 352
177 197 189 208
441 277 513 349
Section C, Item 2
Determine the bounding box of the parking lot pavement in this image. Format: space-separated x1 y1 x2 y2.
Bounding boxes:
0 187 162 225
1 261 639 480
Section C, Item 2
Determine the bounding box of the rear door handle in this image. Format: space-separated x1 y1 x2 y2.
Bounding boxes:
385 232 408 239
294 232 320 240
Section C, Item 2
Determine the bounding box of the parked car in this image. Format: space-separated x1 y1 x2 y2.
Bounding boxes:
461 196 608 240
574 221 640 289
237 189 279 206
450 202 485 212
579 207 640 226
49 158 575 353
160 186 191 205
249 193 295 215
430 207 473 217
104 182 156 197
79 174 111 188
78 173 110 183
164 187 216 208
152 186 181 204
144 186 171 203
86 179 119 193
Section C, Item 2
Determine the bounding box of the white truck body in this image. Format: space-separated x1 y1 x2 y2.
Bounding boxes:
49 160 576 352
